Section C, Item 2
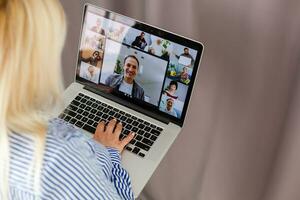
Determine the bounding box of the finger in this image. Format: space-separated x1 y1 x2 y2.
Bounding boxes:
121 132 135 147
114 122 123 137
95 121 105 134
105 118 117 133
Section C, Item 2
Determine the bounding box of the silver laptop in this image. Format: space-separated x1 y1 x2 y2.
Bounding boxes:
60 3 203 198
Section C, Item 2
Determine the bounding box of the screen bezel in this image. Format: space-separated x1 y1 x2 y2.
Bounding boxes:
75 4 204 127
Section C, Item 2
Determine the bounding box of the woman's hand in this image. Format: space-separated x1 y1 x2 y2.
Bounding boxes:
93 118 135 153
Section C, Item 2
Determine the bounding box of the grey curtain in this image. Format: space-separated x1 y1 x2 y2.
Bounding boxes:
60 0 300 199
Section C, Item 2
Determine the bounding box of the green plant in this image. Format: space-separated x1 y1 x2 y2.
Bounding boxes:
114 58 123 74
168 63 177 76
161 40 171 55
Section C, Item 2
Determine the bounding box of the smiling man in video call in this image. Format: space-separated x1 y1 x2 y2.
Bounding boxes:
105 55 145 100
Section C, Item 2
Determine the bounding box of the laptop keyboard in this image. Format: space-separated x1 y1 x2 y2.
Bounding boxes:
58 93 163 158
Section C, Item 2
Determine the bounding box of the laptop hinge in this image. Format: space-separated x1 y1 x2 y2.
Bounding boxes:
83 85 170 125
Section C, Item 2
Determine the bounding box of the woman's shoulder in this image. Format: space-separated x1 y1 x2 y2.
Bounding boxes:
45 118 91 154
48 118 83 139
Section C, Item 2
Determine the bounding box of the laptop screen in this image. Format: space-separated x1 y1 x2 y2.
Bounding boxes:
76 4 203 126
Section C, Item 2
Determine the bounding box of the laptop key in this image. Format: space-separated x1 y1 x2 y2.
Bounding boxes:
144 121 150 126
75 114 82 120
132 127 138 133
109 111 115 116
77 109 84 114
97 105 104 110
64 115 71 122
123 129 130 135
79 104 86 109
125 146 132 151
125 124 132 130
65 109 76 117
102 114 108 119
120 116 127 121
137 130 145 136
85 106 92 111
157 127 163 131
88 113 95 119
142 138 153 146
150 129 161 136
131 116 137 120
121 121 127 127
103 108 109 113
150 135 157 141
87 119 94 125
69 118 77 124
58 113 65 119
91 109 97 114
150 124 156 129
126 118 133 124
129 139 136 145
138 124 145 129
94 116 100 122
132 147 140 154
135 141 150 151
144 132 151 138
138 152 145 158
81 98 87 103
108 116 114 121
119 111 125 115
93 122 98 127
86 101 92 105
136 135 142 141
82 124 96 134
137 118 144 123
71 100 80 106
75 96 81 101
96 111 103 116
75 121 84 128
114 113 121 118
82 117 88 122
101 102 107 107
132 121 139 126
144 127 151 132
68 104 78 111
78 93 84 97
92 103 98 108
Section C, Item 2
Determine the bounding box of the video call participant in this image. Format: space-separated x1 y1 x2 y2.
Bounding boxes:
82 65 99 83
80 50 102 67
174 47 195 67
163 98 178 117
131 32 147 50
163 80 178 99
105 55 145 100
91 18 106 35
180 66 190 84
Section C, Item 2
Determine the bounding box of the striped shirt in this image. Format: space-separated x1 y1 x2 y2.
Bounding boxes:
8 118 134 200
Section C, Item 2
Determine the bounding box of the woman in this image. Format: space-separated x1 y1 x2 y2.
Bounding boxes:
163 81 178 99
0 0 134 199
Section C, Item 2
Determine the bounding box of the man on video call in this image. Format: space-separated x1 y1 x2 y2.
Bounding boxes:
105 55 145 100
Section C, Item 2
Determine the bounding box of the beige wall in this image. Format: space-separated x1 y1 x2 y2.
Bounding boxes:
59 0 300 199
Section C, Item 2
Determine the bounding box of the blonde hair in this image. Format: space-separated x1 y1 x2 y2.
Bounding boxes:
0 0 66 198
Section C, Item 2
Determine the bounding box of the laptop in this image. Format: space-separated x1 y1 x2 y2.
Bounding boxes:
59 3 203 198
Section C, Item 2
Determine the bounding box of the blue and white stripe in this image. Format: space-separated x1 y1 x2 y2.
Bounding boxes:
8 118 134 200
